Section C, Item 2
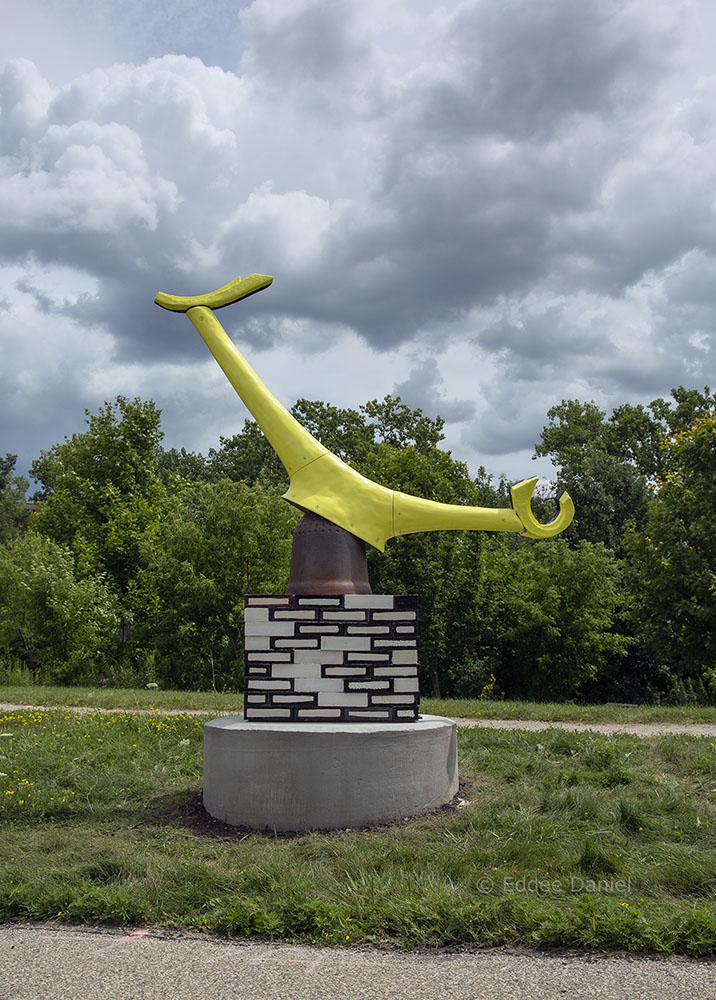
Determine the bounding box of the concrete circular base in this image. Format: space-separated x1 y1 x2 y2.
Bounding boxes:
203 715 458 832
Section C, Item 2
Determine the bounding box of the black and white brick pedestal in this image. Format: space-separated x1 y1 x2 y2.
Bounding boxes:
203 592 457 831
243 594 419 722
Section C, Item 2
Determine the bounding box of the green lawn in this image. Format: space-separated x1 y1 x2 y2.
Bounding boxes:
2 683 716 724
0 683 239 714
1 704 715 953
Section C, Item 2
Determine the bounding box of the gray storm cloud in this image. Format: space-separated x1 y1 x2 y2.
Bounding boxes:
1 0 714 481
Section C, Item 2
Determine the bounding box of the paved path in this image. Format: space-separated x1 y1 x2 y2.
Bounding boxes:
454 717 716 738
2 702 716 738
1 925 715 1000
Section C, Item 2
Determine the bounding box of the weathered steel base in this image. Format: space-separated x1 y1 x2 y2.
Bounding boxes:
286 512 371 595
203 715 458 832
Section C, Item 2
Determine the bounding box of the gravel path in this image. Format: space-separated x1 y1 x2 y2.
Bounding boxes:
454 717 716 738
2 702 716 737
2 925 715 1000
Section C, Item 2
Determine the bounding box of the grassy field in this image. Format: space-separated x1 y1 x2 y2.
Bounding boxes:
0 683 239 714
2 682 716 724
1 704 715 954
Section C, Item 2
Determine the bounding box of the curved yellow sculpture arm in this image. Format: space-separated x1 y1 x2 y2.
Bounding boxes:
155 275 574 550
155 273 274 312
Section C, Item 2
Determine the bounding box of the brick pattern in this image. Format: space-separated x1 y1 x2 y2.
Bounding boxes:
244 594 419 722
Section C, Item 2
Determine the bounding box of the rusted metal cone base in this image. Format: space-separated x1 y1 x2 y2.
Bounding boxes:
286 512 372 595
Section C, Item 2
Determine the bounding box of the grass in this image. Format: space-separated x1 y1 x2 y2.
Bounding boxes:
0 683 240 713
1 705 716 954
2 683 716 724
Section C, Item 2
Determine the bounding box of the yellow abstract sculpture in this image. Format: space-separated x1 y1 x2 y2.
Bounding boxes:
155 274 574 550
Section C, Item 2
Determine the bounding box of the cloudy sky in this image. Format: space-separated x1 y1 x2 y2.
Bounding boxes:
2 0 716 487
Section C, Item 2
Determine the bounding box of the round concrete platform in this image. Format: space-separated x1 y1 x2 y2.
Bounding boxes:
203 715 458 832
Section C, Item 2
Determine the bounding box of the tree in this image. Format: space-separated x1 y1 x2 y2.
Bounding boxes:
0 454 30 543
535 399 650 549
13 388 636 700
627 410 716 695
448 537 628 701
0 453 17 492
208 418 285 488
31 397 169 593
156 446 210 484
362 396 445 452
206 394 448 487
130 478 297 689
534 387 716 551
372 527 484 698
292 398 376 462
362 437 491 697
0 532 119 682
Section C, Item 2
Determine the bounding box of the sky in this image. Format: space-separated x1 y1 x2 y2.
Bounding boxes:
2 0 716 488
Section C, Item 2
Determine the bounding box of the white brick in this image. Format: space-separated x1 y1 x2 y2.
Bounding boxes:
244 607 269 622
346 626 389 634
273 610 316 619
246 666 269 675
272 663 322 678
245 635 270 650
244 620 296 637
294 677 344 693
346 710 391 719
246 597 291 606
293 649 344 664
346 681 390 690
346 652 389 661
394 677 419 693
323 611 366 621
373 640 416 647
392 649 419 664
297 709 341 718
274 638 319 648
297 598 340 605
397 710 418 718
272 694 314 703
248 679 291 689
246 652 291 661
396 626 416 634
246 708 291 718
344 595 393 609
246 694 266 703
374 666 417 677
298 625 339 634
373 611 416 621
321 636 370 651
318 691 368 707
324 667 368 677
370 694 416 704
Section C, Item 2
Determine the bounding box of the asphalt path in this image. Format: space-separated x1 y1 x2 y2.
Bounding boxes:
2 925 715 1000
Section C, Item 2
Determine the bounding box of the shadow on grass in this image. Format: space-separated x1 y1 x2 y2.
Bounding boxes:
142 788 239 840
144 778 477 841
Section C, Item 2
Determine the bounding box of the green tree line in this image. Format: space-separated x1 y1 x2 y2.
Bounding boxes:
1 386 714 703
